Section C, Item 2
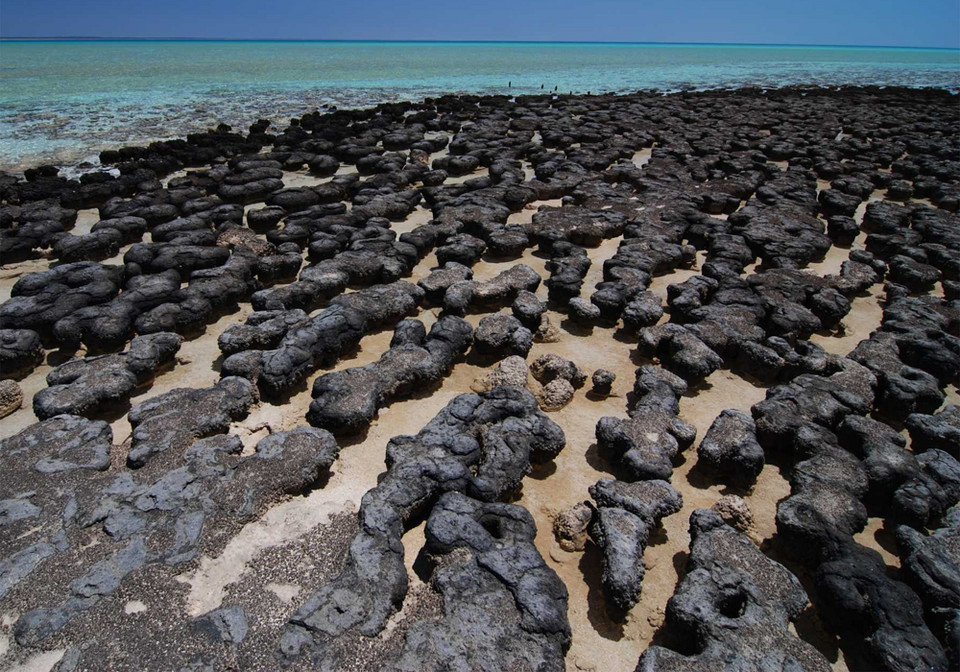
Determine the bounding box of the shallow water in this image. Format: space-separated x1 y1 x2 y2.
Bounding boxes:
1 40 958 169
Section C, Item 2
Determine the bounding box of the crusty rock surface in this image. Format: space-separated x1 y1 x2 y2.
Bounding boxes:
1 417 338 651
554 502 593 552
33 332 183 420
307 316 473 433
591 368 616 395
1 85 959 672
597 366 697 481
280 386 565 668
471 354 529 392
473 313 533 360
711 495 754 533
638 509 832 671
387 493 571 670
126 376 257 468
0 378 23 418
588 478 683 613
529 353 586 411
696 409 765 487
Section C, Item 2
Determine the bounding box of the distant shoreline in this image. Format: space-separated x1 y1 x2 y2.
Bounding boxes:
3 41 957 173
3 83 958 176
2 37 959 51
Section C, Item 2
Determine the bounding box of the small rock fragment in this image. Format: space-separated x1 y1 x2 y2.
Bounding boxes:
712 494 754 533
0 379 23 418
554 502 593 552
591 369 616 395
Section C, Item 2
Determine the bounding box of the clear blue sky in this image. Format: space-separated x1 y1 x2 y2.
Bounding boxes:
1 0 958 48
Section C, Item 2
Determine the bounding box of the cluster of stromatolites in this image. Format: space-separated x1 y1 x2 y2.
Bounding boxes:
1 85 958 671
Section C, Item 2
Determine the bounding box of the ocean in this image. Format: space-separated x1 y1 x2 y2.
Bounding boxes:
0 40 958 170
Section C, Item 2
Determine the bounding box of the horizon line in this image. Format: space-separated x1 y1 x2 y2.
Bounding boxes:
1 37 958 50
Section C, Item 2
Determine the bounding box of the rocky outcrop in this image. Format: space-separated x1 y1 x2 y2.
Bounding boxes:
441 263 541 315
3 418 338 647
386 493 571 670
696 409 765 487
472 313 534 360
597 366 697 481
280 386 565 668
126 376 257 468
637 509 832 671
588 478 683 612
898 508 960 667
0 328 44 378
231 282 424 397
307 316 473 433
33 332 182 419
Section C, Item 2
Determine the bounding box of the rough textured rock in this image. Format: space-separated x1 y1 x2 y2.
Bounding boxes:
597 366 697 481
529 205 627 248
193 605 249 644
280 386 565 668
471 355 529 392
218 309 310 356
907 406 960 454
815 536 949 671
639 323 724 382
638 509 832 672
752 360 877 451
307 316 473 434
0 378 23 418
126 376 257 468
254 282 423 397
473 313 533 360
0 262 122 341
587 478 684 613
2 419 338 648
696 409 765 487
622 292 664 332
596 408 696 482
892 449 960 529
568 296 602 324
2 84 960 672
545 242 591 304
436 233 486 266
554 502 593 552
529 353 586 411
897 508 960 662
0 328 45 378
535 314 561 343
512 290 547 330
711 495 754 533
417 262 473 305
387 493 571 670
591 368 616 395
469 264 542 309
33 332 183 420
849 332 946 420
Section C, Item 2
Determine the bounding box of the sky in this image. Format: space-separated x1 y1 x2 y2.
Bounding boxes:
1 0 958 48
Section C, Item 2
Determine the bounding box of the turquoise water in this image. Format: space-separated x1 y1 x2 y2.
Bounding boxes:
1 40 958 169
